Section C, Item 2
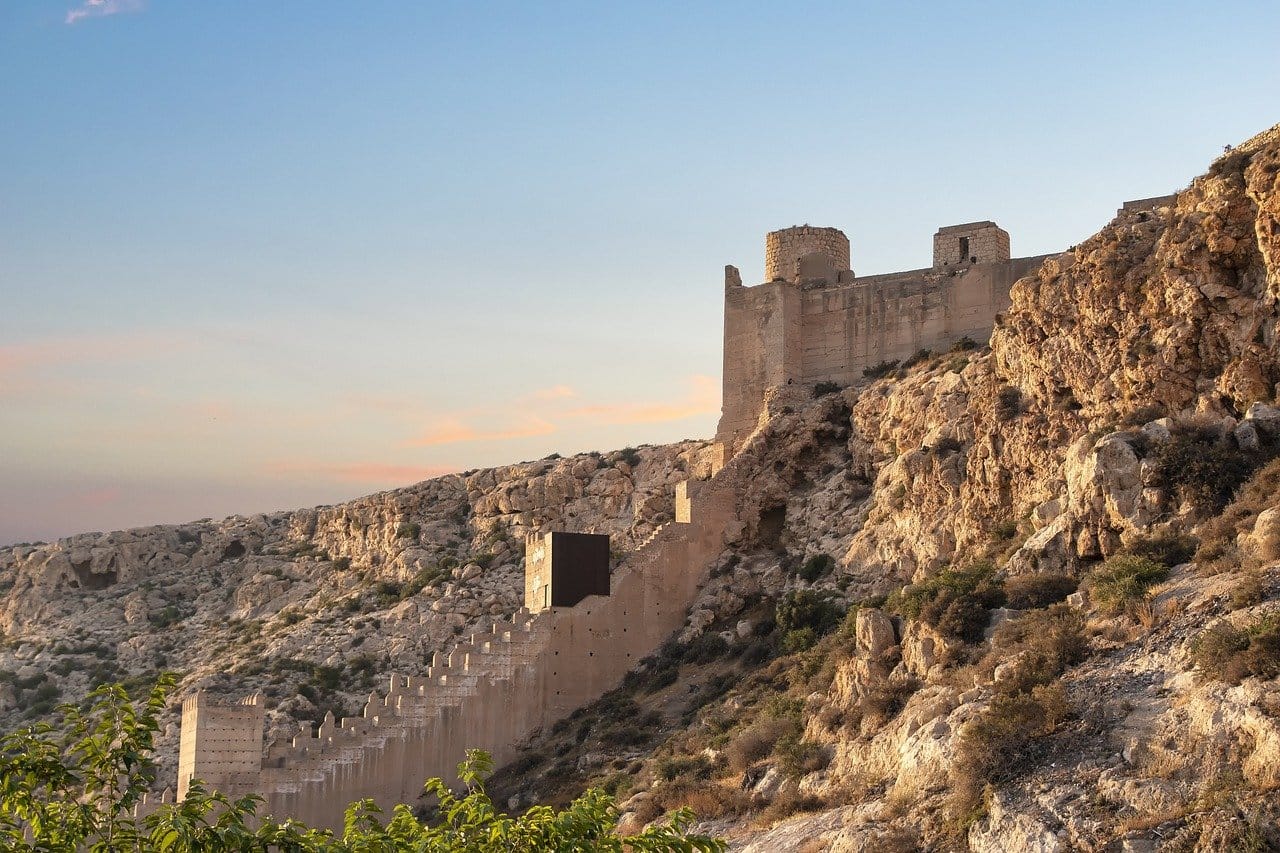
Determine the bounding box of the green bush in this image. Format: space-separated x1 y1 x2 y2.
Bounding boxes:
1190 615 1280 684
797 554 835 582
1121 531 1198 568
775 590 844 639
862 360 900 380
902 348 932 368
1002 573 1077 610
0 677 725 851
781 628 816 653
684 632 729 664
773 734 829 778
655 754 712 783
396 521 421 540
812 381 841 397
950 336 978 353
1087 555 1168 615
888 562 1004 642
618 447 642 468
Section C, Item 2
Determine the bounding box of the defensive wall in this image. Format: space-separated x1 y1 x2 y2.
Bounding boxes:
169 462 742 831
716 221 1051 452
164 198 1175 827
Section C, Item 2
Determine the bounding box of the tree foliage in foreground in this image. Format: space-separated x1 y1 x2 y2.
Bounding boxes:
0 674 725 852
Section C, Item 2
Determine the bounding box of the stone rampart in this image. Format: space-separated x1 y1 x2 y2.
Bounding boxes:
175 465 743 831
765 226 851 282
718 220 1055 452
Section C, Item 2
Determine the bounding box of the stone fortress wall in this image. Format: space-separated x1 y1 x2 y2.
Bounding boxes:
168 463 742 832
765 226 852 282
717 221 1051 452
164 196 1176 829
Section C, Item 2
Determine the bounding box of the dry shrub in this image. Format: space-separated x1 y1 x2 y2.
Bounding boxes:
1003 573 1078 610
1121 531 1198 568
853 677 920 733
1190 614 1280 684
1194 458 1280 579
726 717 796 774
1230 573 1266 610
951 682 1070 816
864 828 921 852
757 787 825 825
1153 425 1267 517
1087 555 1168 615
652 781 752 820
985 604 1087 694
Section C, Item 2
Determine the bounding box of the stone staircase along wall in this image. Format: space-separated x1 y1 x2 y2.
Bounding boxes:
173 461 741 831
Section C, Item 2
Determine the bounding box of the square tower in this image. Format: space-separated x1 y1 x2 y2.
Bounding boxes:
177 692 265 801
523 532 610 612
933 221 1010 268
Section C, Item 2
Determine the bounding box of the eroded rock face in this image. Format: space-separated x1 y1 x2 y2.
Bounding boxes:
0 441 710 785
6 124 1280 853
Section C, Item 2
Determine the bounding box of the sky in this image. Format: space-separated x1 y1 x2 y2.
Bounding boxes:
1 1 1278 545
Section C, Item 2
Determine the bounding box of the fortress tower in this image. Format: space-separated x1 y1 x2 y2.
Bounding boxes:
177 692 264 801
716 221 1050 453
765 226 852 282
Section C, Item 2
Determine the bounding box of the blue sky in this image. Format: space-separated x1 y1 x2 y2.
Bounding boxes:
1 1 1278 544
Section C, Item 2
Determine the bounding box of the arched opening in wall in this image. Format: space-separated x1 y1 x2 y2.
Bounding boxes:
756 504 787 548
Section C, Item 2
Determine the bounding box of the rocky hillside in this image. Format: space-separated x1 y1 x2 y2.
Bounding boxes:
482 124 1280 851
0 442 710 784
3 123 1280 851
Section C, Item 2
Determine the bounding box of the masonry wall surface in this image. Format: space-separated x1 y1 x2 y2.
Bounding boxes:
179 470 743 832
765 226 851 281
717 248 1049 452
177 693 265 801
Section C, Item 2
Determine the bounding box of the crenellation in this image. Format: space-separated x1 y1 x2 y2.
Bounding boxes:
717 220 1054 452
175 451 747 830
765 226 851 282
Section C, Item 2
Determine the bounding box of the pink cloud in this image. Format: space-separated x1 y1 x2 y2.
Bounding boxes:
398 376 718 448
406 416 557 447
0 333 186 395
69 487 123 508
66 0 145 24
524 384 577 402
563 375 719 425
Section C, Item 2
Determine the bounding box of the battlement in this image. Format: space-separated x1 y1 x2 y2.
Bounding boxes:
177 690 266 801
173 472 743 831
718 219 1048 452
932 221 1010 268
765 226 852 282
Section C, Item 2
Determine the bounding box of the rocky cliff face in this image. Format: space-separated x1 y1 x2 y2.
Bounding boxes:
488 125 1280 852
0 441 708 783
4 124 1280 852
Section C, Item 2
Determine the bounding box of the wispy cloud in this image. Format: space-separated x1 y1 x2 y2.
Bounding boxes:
0 333 186 396
66 0 145 24
406 416 557 447
266 461 459 484
523 384 577 402
400 375 718 447
563 375 719 425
